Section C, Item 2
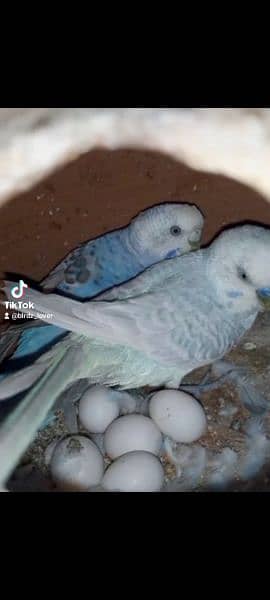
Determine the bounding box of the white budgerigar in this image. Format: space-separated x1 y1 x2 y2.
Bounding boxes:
1 224 270 485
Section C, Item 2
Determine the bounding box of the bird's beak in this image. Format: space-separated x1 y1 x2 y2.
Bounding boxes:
188 240 201 251
256 287 270 309
188 230 202 251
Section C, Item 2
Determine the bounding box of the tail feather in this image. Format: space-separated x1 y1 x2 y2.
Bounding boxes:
0 363 48 399
0 328 22 364
0 320 48 366
0 344 78 487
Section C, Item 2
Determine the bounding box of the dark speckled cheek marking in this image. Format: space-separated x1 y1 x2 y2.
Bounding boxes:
77 269 91 283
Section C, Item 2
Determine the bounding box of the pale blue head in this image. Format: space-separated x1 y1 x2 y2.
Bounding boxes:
208 225 270 311
129 203 204 261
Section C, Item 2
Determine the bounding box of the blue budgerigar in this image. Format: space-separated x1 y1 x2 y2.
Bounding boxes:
0 202 204 366
1 224 270 485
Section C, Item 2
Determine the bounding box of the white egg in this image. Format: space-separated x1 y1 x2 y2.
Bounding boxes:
102 451 164 492
104 414 162 459
149 389 207 443
50 435 104 491
78 385 120 433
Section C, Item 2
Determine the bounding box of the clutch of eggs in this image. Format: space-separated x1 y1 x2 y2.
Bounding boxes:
46 388 207 492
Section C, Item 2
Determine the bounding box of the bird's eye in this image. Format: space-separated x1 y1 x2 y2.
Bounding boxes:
170 226 182 236
237 267 248 281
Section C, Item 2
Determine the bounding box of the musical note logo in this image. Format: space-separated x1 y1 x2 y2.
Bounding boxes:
11 280 28 299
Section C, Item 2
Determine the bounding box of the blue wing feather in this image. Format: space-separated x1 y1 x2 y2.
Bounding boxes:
3 229 150 366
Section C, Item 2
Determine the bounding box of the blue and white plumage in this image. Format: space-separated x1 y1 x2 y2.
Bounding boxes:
2 224 270 485
3 224 270 395
1 202 204 366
